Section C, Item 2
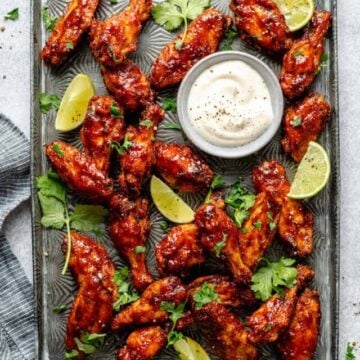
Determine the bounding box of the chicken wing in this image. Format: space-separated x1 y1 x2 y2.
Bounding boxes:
118 104 164 198
41 0 99 66
281 92 332 162
62 232 118 353
80 95 126 174
193 301 258 360
112 277 187 331
252 161 314 257
150 8 231 89
188 275 256 309
277 288 321 360
89 0 152 68
280 11 332 99
108 193 153 291
45 141 113 203
195 192 252 284
116 325 168 360
239 192 280 270
101 60 155 111
230 0 293 54
156 223 205 278
247 265 314 344
154 142 214 192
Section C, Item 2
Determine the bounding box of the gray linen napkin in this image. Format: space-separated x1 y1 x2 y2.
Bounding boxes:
0 114 35 360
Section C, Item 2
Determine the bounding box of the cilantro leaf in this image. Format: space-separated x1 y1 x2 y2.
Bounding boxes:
52 304 67 314
193 282 219 310
113 267 139 311
291 116 302 127
38 193 66 229
220 26 237 51
266 211 276 231
70 205 108 232
162 97 177 113
163 122 182 131
167 330 185 346
346 342 357 360
36 174 66 203
4 8 19 21
66 41 74 49
74 338 96 354
152 2 184 31
110 103 123 118
139 119 153 128
204 174 224 203
39 93 60 113
82 332 106 348
135 245 146 254
214 233 227 257
111 136 133 155
42 7 58 31
253 220 262 229
160 221 170 232
293 51 303 58
186 0 210 20
251 257 298 301
65 350 79 359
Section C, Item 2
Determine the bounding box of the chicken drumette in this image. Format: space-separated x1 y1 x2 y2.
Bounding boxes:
247 265 314 344
118 104 164 198
281 92 332 162
277 288 321 360
253 161 314 257
280 11 332 99
80 95 126 174
154 142 214 192
150 8 231 89
62 232 118 354
41 0 100 66
45 141 113 203
89 0 152 68
230 0 293 54
195 192 252 284
108 193 153 291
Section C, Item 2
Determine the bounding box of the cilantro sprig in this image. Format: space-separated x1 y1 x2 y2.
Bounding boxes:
152 0 210 49
4 8 19 21
193 282 219 310
112 267 139 311
65 332 106 358
251 257 298 301
160 301 186 346
214 233 227 257
346 342 357 360
36 171 108 274
220 27 237 51
42 7 58 32
111 135 133 155
204 174 224 203
162 96 177 113
39 93 60 114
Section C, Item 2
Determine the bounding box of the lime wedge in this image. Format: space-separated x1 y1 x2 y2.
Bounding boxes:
273 0 314 32
288 142 330 199
55 74 95 132
173 337 210 360
150 176 195 224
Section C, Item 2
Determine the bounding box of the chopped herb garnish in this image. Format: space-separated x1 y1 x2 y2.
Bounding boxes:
42 7 58 32
253 220 262 229
111 135 133 155
73 332 105 355
193 282 219 310
220 26 237 51
66 41 74 49
110 103 123 118
346 342 357 360
108 45 118 62
139 119 153 128
163 122 182 131
214 233 227 257
293 50 303 58
110 0 119 3
205 174 224 203
317 52 329 73
113 267 139 311
4 8 19 21
65 350 79 359
135 245 146 254
39 93 60 113
160 221 169 232
291 116 302 127
266 211 276 231
52 304 67 314
53 144 63 157
162 97 177 113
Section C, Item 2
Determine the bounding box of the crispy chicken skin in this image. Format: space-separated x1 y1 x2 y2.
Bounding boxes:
239 192 280 270
118 104 164 198
62 232 118 352
280 11 332 99
112 277 187 331
188 275 256 309
45 141 113 203
154 142 214 192
80 96 126 174
156 223 205 278
41 0 99 66
193 301 258 360
116 326 168 360
277 289 321 360
282 92 332 162
101 60 155 111
150 8 231 89
108 193 153 291
253 161 314 257
230 0 293 54
89 0 152 68
247 265 314 344
195 192 252 284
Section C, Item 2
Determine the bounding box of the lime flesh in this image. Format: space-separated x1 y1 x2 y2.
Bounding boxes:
173 337 210 360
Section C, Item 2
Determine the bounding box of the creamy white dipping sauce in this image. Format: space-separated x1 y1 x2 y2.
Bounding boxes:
187 60 274 147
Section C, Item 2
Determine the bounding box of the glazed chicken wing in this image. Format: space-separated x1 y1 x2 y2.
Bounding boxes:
193 301 258 360
89 0 152 68
280 11 332 99
116 325 168 360
80 95 126 173
45 141 113 203
101 60 155 111
253 161 314 257
154 142 214 192
230 0 293 54
118 104 164 197
112 277 187 331
282 92 332 162
239 192 280 270
108 193 153 291
41 0 99 66
195 192 252 284
277 288 321 360
62 232 118 353
156 223 205 278
150 8 231 89
247 265 314 344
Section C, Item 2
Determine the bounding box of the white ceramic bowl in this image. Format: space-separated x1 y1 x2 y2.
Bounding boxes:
177 51 284 158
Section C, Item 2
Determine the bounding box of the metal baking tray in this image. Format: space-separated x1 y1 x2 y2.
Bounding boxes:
31 0 340 358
